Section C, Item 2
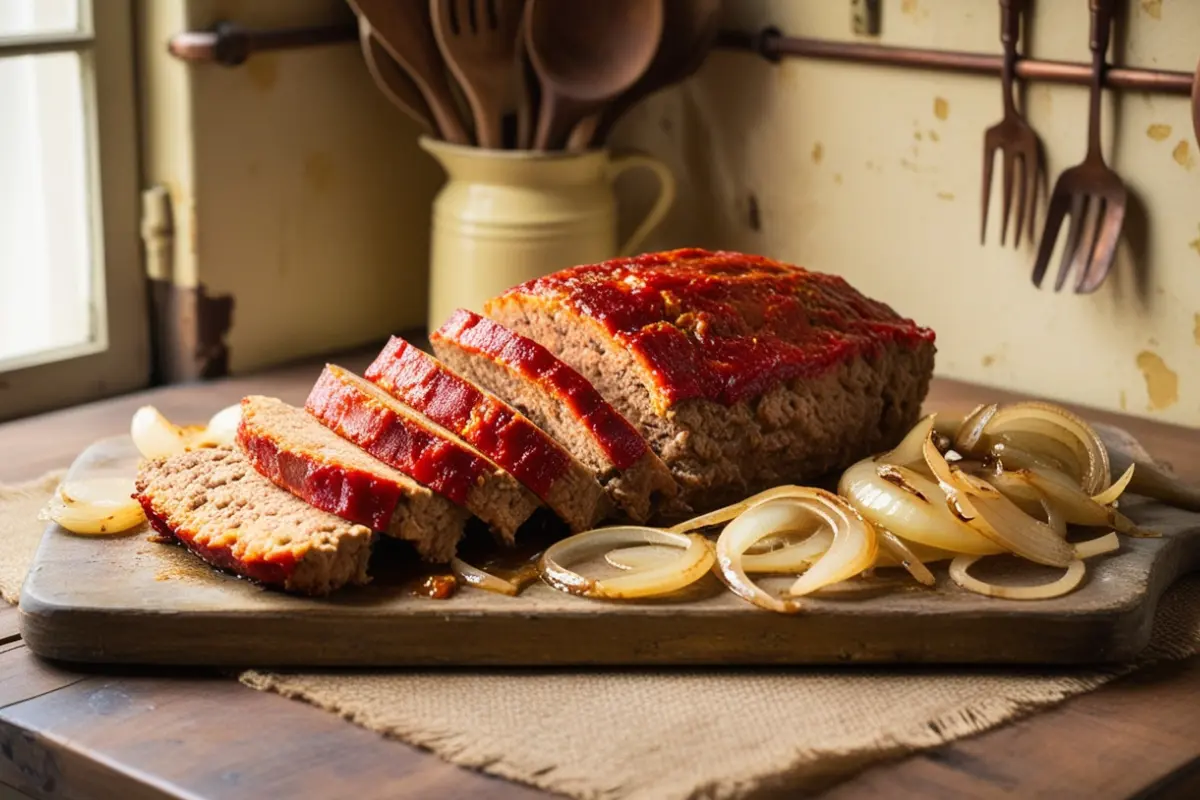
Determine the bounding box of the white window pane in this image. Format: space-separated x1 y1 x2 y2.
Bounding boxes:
0 51 94 365
0 0 79 37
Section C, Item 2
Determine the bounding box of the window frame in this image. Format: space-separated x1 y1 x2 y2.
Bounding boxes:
0 0 149 421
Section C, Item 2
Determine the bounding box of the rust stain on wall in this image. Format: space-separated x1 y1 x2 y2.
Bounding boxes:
1194 313 1200 345
246 54 279 93
981 354 995 367
1173 141 1194 169
928 130 940 142
1136 351 1178 410
833 173 843 185
1146 123 1172 141
1141 0 1162 20
937 191 955 200
811 142 824 164
148 280 235 382
933 97 949 120
1190 225 1200 256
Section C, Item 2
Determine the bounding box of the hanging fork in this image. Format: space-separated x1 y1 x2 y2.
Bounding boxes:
1030 0 1127 293
981 0 1041 247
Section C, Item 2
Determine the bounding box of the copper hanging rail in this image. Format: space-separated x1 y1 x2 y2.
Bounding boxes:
718 28 1194 96
164 20 1195 98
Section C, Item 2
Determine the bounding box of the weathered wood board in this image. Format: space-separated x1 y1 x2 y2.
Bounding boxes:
18 436 1200 666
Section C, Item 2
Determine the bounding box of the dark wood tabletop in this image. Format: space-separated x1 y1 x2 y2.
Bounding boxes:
0 347 1197 800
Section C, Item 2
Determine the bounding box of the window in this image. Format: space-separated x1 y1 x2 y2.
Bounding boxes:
0 0 147 421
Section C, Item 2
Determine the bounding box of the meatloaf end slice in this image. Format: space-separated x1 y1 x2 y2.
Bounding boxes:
134 447 373 596
305 364 540 543
484 248 937 511
237 395 468 562
364 337 610 531
430 308 677 522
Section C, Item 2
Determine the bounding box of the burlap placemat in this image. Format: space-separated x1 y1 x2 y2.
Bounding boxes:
4 470 1199 799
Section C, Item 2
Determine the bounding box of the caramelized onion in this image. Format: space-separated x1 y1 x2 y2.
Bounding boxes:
667 486 812 533
876 529 936 586
976 402 1111 496
540 527 714 599
743 529 833 573
1091 463 1135 506
952 403 999 453
40 479 145 535
878 414 935 467
450 557 522 596
949 555 1086 600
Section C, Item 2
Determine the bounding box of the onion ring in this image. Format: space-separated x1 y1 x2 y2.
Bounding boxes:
949 555 1085 600
540 527 714 599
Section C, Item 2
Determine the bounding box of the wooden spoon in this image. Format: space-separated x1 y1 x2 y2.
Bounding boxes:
525 0 664 151
347 0 471 144
359 19 435 135
568 0 721 150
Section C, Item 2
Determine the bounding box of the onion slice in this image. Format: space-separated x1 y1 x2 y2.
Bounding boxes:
1075 531 1121 559
450 557 522 596
878 414 935 468
1022 466 1155 537
130 405 193 459
876 529 936 586
978 402 1111 496
667 486 813 533
949 555 1086 600
743 529 833 574
1092 463 1135 507
540 527 714 599
194 403 242 448
952 403 999 453
40 480 145 535
605 545 679 571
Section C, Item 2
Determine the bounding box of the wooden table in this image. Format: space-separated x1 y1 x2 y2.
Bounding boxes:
0 348 1197 799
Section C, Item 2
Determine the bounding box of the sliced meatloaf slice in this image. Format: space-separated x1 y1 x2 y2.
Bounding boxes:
484 248 937 511
306 364 540 542
134 447 373 596
237 395 468 562
430 308 677 522
364 337 610 531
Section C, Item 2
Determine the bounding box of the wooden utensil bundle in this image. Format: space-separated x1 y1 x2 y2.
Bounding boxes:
350 0 720 152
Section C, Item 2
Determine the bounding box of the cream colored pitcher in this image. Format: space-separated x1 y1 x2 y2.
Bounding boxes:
420 137 675 327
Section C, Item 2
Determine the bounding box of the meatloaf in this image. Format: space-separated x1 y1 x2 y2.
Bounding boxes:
237 395 469 562
134 447 373 595
306 364 540 542
484 248 936 510
430 308 677 522
364 337 610 531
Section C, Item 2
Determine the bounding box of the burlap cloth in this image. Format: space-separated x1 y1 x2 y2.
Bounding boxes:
3 472 1199 799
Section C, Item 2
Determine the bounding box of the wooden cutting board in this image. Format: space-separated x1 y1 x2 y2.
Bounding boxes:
18 435 1200 667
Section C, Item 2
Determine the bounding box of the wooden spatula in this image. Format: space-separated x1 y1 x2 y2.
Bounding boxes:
359 19 435 135
348 0 471 144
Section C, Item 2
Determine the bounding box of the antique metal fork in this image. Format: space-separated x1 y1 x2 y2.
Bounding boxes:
1031 0 1127 293
981 0 1041 247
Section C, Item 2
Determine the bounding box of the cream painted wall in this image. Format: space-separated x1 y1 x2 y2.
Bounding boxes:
140 0 442 374
612 0 1200 427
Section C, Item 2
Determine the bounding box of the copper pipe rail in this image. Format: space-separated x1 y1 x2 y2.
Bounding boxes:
164 20 1195 98
719 28 1194 96
167 21 356 66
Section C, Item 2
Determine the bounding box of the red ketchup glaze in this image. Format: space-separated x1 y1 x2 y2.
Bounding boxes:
433 309 648 471
237 419 401 532
306 366 490 506
364 337 570 500
136 496 299 587
500 248 936 409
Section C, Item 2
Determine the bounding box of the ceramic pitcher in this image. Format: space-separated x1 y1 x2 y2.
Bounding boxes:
420 137 676 327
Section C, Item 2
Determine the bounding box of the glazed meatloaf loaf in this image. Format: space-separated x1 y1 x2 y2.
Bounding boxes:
135 447 373 595
305 364 541 542
237 394 469 561
484 248 936 510
430 308 677 522
364 337 610 531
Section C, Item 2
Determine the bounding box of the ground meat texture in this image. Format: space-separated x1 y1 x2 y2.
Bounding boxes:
305 364 540 543
237 395 469 562
430 308 677 522
364 337 610 531
134 447 374 596
484 248 937 512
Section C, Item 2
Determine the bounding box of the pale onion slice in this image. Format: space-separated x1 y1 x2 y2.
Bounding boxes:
667 485 812 533
130 405 192 459
923 430 1076 567
979 402 1111 495
715 497 826 613
1022 466 1155 537
952 403 999 453
979 470 1068 538
875 529 936 586
839 459 1002 555
1075 531 1121 558
540 527 714 599
605 545 679 571
193 403 242 448
784 492 876 597
878 414 935 468
1091 463 1135 506
744 529 833 573
949 555 1086 600
40 479 145 535
450 557 521 596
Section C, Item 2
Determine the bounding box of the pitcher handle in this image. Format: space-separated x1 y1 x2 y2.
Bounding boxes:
607 149 677 257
